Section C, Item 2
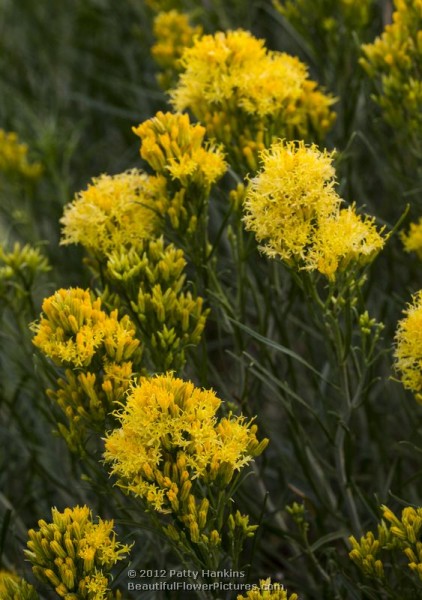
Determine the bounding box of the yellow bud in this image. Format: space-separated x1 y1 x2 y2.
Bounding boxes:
179 480 192 502
62 568 75 590
50 540 67 559
44 568 61 587
373 559 384 578
189 522 200 543
142 463 154 480
55 582 68 597
210 530 221 546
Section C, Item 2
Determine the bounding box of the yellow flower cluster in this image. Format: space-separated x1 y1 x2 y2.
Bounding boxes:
32 288 140 451
24 506 130 599
32 288 140 367
105 374 268 548
307 206 385 279
0 571 38 600
243 140 385 279
133 111 226 240
237 578 298 600
401 218 422 260
360 0 422 141
60 169 167 257
350 505 422 583
170 30 335 172
133 111 226 190
105 374 267 505
394 290 422 403
152 10 202 89
0 129 42 180
106 237 209 371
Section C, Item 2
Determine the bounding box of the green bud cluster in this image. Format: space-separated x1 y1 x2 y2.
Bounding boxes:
106 236 209 372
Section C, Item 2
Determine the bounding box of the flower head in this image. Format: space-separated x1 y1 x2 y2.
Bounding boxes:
104 374 268 512
349 504 422 583
32 288 141 451
394 291 422 403
32 288 139 368
170 30 335 171
307 206 385 280
24 506 130 599
244 140 384 278
243 140 340 263
132 111 226 189
60 169 167 256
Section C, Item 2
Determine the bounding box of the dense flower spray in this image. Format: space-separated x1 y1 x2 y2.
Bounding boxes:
60 169 167 257
133 111 227 262
243 140 385 279
32 288 141 451
243 140 339 263
105 373 267 507
170 30 335 172
132 111 226 193
104 373 268 561
24 506 130 599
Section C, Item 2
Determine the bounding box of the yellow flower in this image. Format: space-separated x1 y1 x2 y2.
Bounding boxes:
104 373 268 512
401 218 422 259
132 111 226 189
170 30 335 171
171 30 272 110
32 288 140 368
60 169 167 256
244 141 384 278
307 206 385 279
25 506 130 600
0 129 42 179
32 288 140 451
243 140 340 263
152 10 202 89
394 291 422 403
349 530 386 579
